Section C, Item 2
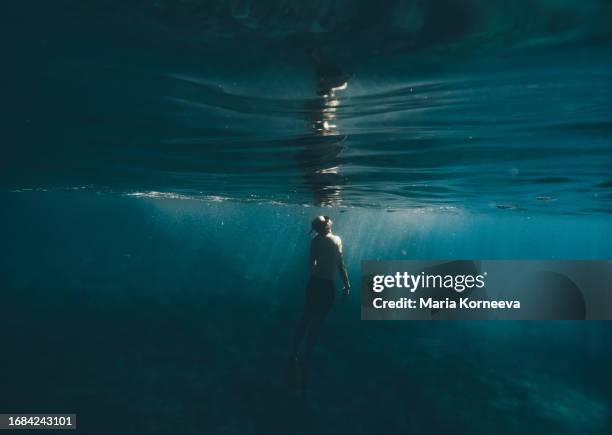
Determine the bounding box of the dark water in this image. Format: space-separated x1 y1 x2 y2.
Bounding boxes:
3 1 612 434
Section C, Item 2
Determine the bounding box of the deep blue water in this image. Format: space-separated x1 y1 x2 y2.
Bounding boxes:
3 1 612 434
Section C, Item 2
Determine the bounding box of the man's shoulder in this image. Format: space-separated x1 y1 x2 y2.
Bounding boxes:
329 234 342 249
329 234 341 243
313 233 342 248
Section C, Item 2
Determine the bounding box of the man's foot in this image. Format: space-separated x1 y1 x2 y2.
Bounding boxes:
286 354 304 391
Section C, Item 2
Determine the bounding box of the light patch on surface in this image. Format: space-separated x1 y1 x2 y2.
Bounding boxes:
126 191 193 200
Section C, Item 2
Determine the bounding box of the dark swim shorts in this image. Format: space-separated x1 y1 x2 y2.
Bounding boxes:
305 276 335 317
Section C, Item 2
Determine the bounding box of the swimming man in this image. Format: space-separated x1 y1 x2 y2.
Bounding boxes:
290 215 350 387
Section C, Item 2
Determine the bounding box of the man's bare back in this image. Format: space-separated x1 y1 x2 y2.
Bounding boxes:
310 233 343 281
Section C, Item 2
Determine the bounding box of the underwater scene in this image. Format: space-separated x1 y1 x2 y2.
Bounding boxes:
3 1 612 434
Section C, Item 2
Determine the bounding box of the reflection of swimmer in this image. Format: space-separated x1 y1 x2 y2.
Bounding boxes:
306 48 352 97
298 49 351 206
288 216 350 390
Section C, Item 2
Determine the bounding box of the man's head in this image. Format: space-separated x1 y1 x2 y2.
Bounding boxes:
311 215 332 235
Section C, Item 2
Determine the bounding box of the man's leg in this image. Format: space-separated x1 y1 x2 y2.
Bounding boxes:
302 312 327 364
293 312 311 356
302 283 335 363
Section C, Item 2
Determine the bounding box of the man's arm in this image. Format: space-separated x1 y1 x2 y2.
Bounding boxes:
309 240 316 274
338 256 350 295
336 239 350 295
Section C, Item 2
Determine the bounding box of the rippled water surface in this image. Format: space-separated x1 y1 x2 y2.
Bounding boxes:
6 0 612 214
